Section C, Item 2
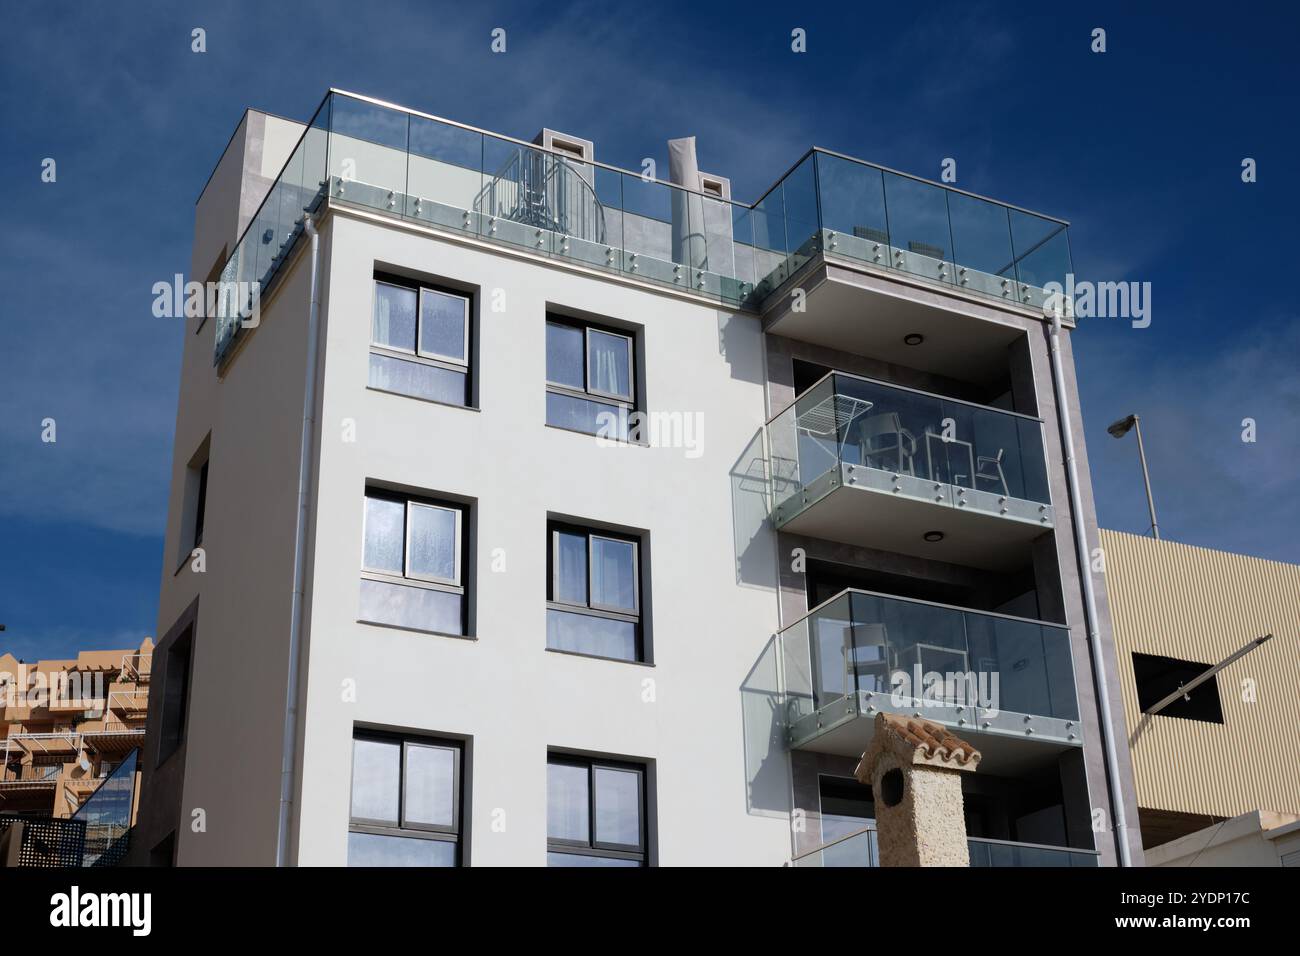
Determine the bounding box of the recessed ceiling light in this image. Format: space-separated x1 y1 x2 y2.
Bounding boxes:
923 530 945 542
903 333 925 346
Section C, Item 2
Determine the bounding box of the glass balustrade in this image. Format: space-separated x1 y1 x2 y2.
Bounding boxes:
792 826 878 867
215 92 764 364
71 748 139 867
791 825 1098 867
804 151 1071 308
214 92 1071 366
780 589 1078 739
768 372 1050 525
968 836 1099 866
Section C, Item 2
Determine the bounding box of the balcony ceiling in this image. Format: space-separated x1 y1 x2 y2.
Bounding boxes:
798 709 1076 775
763 263 1029 388
781 482 1050 572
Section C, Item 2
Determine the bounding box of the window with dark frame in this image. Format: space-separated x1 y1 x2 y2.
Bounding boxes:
347 731 463 867
1132 652 1225 724
545 315 636 440
369 277 472 407
546 754 647 867
179 445 210 566
157 629 193 766
818 774 875 844
359 489 468 636
546 522 643 662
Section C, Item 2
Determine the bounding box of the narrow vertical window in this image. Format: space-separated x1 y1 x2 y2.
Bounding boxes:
157 629 193 766
193 460 209 548
179 439 211 567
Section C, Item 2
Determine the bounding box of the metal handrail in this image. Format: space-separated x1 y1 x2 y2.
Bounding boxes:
119 652 152 682
968 834 1099 855
790 822 1100 863
765 368 1046 427
107 689 150 710
783 586 1071 638
474 148 607 244
2 731 83 781
331 90 1071 224
220 89 1066 323
790 822 877 862
329 89 749 204
2 731 83 744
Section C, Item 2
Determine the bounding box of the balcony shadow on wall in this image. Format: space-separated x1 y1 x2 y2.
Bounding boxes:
716 310 767 387
731 427 778 589
740 633 793 817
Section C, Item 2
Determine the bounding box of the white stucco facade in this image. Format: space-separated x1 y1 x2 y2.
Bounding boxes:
291 211 788 865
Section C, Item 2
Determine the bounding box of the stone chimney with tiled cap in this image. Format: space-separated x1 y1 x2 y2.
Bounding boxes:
855 712 982 866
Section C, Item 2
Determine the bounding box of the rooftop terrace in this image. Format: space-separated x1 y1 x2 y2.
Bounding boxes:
213 90 1072 365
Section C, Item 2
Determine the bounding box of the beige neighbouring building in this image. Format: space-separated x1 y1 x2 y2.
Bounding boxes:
1101 530 1300 853
1143 810 1300 867
0 639 151 821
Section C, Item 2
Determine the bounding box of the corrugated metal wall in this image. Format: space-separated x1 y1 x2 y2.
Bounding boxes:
1101 530 1300 818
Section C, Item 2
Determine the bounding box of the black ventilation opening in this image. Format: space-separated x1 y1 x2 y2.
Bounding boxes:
1132 652 1224 724
879 768 905 807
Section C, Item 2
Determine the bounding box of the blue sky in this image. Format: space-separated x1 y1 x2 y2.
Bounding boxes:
1 0 1297 660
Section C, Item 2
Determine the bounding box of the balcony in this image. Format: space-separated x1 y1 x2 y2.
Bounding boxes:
46 695 104 715
107 689 149 717
779 589 1080 760
767 372 1052 569
791 825 1098 867
119 652 151 684
212 92 1072 367
756 151 1072 366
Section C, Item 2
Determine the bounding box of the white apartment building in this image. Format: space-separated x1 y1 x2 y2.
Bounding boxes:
132 90 1143 866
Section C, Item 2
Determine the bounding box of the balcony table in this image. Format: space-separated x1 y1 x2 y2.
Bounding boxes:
923 429 976 488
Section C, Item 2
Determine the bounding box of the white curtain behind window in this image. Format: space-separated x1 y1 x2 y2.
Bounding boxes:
589 333 628 398
374 292 393 344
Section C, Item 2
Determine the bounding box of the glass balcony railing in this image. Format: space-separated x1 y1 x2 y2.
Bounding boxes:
214 91 762 364
213 96 330 365
792 825 1098 867
752 150 1072 309
793 826 878 867
70 747 138 866
967 836 1099 866
780 589 1079 748
768 372 1051 528
212 92 1072 366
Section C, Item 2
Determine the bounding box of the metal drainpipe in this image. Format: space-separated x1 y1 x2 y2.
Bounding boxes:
276 215 322 867
1047 308 1133 867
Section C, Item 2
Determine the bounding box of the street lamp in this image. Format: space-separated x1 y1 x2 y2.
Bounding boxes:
1108 413 1160 539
